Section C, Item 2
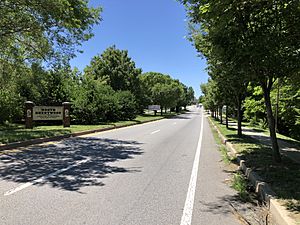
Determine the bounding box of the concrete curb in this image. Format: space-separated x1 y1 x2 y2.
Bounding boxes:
0 117 164 152
207 116 297 225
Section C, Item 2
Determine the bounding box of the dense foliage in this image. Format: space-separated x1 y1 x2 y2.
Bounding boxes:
0 45 195 125
186 0 300 161
84 46 143 112
244 78 300 140
71 77 137 124
0 0 101 64
140 72 195 113
0 1 195 125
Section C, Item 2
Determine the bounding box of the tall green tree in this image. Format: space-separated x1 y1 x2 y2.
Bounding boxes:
84 46 143 110
209 63 249 135
176 84 195 110
151 82 182 114
140 72 186 113
140 72 174 108
0 0 101 64
183 0 300 162
244 78 300 140
200 80 219 117
0 62 24 123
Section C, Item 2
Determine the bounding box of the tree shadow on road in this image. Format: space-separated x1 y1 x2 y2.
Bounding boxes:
0 137 143 192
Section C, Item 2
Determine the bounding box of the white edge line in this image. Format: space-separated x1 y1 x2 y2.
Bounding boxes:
150 129 161 135
4 158 90 196
180 109 204 225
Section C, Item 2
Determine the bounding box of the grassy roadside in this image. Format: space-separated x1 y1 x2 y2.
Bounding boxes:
209 116 300 214
0 112 177 145
228 118 300 148
209 118 252 203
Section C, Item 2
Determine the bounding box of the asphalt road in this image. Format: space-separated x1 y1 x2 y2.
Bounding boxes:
0 106 240 225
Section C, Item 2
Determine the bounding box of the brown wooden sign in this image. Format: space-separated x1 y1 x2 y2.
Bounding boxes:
25 101 71 128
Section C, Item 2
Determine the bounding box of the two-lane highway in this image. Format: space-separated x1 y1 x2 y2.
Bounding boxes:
0 106 240 225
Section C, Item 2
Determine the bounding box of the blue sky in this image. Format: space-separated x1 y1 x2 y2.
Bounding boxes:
70 0 208 97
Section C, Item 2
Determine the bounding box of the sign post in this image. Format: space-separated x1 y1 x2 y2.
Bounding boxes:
25 101 34 129
148 105 161 116
62 102 71 127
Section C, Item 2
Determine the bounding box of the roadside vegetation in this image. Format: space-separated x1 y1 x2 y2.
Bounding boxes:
182 0 300 164
0 1 195 143
209 116 300 213
183 0 300 214
231 172 251 203
0 45 195 127
0 112 181 145
209 118 252 202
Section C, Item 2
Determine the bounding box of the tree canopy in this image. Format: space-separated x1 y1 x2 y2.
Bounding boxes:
183 0 300 162
0 0 101 64
140 72 194 113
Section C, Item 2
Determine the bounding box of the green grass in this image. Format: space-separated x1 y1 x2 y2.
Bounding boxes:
208 119 251 202
0 124 114 144
208 117 237 164
231 172 251 202
0 112 178 145
210 118 257 153
227 117 300 148
219 145 232 164
209 116 300 213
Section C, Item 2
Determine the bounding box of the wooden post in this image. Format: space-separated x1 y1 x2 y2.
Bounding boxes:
62 102 71 127
25 101 34 129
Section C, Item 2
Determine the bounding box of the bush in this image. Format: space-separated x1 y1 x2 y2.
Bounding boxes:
0 83 24 124
115 91 137 120
71 78 138 124
72 78 114 124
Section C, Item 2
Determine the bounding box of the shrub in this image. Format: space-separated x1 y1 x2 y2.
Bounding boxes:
0 83 24 124
115 91 137 120
71 78 138 124
71 78 116 124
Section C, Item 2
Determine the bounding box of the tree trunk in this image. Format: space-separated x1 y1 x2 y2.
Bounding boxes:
237 100 242 137
211 110 214 117
219 106 223 124
161 108 163 116
226 105 229 129
275 79 280 132
261 81 281 162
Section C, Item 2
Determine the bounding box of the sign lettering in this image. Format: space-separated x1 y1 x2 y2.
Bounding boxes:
33 106 63 121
